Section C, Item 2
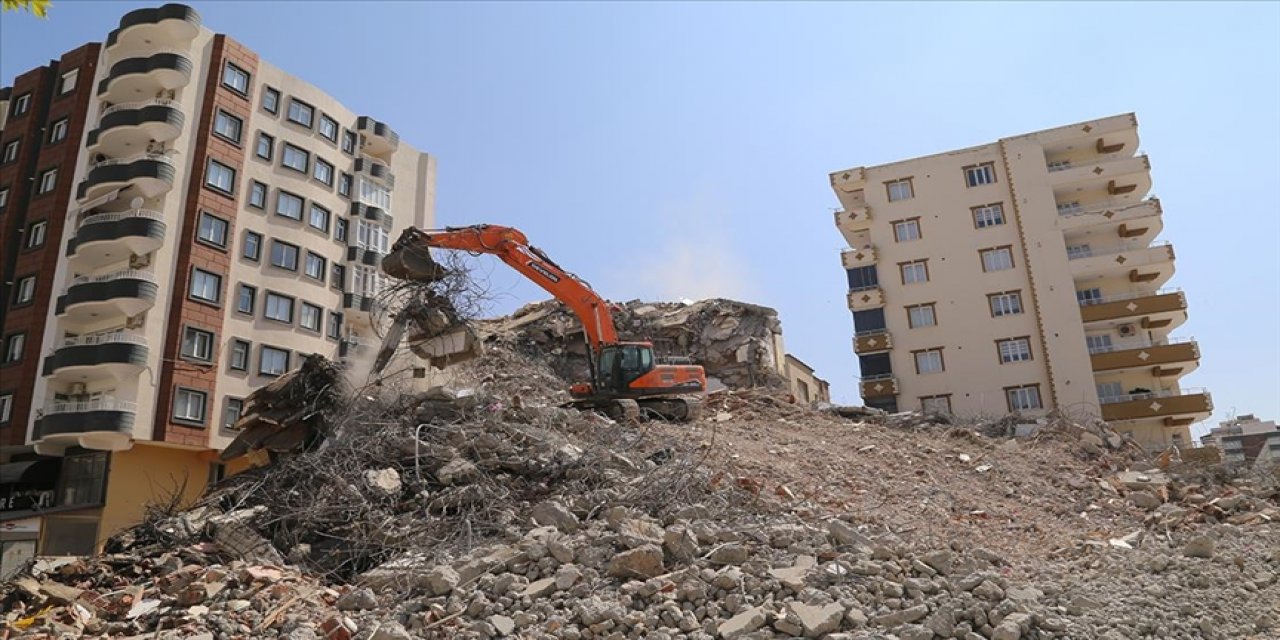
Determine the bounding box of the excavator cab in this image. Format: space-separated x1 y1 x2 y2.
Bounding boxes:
596 343 655 393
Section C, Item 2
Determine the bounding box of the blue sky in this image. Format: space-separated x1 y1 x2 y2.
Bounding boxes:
4 2 1278 433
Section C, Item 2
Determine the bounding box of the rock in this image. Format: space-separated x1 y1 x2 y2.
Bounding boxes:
555 565 582 589
973 580 1005 601
663 527 700 562
788 602 844 638
845 608 868 627
549 540 575 564
1129 491 1161 510
617 519 664 548
993 613 1032 640
899 625 935 640
922 549 954 575
522 577 557 598
437 458 479 485
1184 535 1215 559
827 519 869 546
873 604 929 627
531 501 580 532
718 606 766 639
369 622 413 640
1080 431 1105 448
336 587 377 611
1005 586 1043 603
425 566 460 596
363 468 402 496
708 543 749 565
489 615 515 636
607 544 665 579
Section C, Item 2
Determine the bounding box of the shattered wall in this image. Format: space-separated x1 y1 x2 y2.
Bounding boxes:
473 299 789 389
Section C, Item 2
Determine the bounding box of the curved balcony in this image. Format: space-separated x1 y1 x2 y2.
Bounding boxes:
356 116 399 157
97 52 192 104
86 99 184 157
347 246 384 267
859 374 899 399
1068 242 1175 287
105 4 200 62
56 270 159 323
33 398 136 454
1090 336 1200 376
841 245 877 269
350 202 393 225
354 156 395 188
77 153 176 203
67 209 166 270
1079 288 1187 332
1100 388 1212 424
847 286 885 311
1050 154 1152 202
43 331 149 383
853 329 892 355
343 293 380 316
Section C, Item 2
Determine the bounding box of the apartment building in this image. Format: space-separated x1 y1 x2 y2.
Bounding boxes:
830 113 1210 450
1201 414 1280 466
0 4 435 565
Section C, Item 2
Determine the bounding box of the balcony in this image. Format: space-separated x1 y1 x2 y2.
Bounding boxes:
97 51 193 104
859 374 898 399
847 286 885 311
853 329 892 355
350 202 393 226
1099 388 1212 424
1090 337 1199 375
840 245 877 269
66 209 166 270
347 245 383 267
1068 242 1175 287
77 153 176 203
1057 197 1163 240
56 270 158 323
354 156 395 188
33 397 136 454
1049 154 1151 201
1079 289 1186 329
343 293 380 315
105 4 200 62
357 116 400 157
43 331 149 383
86 99 184 157
834 205 872 240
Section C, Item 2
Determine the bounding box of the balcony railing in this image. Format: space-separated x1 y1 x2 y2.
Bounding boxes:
100 97 178 118
79 208 164 229
849 284 880 293
44 397 137 415
859 373 895 382
1099 387 1207 406
70 269 156 286
1088 336 1194 355
61 330 147 348
91 151 174 170
1078 287 1181 307
1068 241 1171 262
1058 197 1157 218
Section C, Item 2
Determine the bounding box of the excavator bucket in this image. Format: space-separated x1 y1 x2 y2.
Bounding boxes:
369 293 482 378
382 244 449 282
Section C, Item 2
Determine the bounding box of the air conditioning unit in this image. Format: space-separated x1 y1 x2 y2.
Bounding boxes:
69 383 87 395
129 253 150 269
1118 324 1136 337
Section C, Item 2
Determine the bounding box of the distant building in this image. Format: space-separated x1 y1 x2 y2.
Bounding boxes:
784 354 830 405
1201 415 1280 466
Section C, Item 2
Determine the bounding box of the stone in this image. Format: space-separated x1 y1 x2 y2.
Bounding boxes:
827 519 869 546
369 622 412 640
437 458 479 485
489 615 515 636
993 613 1032 640
845 608 868 627
522 577 557 598
617 519 664 549
973 579 1005 601
425 566 460 596
663 527 700 562
336 587 377 611
708 543 749 565
788 602 844 638
549 540 576 564
922 550 954 575
1005 586 1043 603
607 545 665 580
718 606 766 639
1080 431 1105 448
363 468 402 496
1129 491 1161 509
873 604 929 627
555 565 582 590
899 625 935 640
1183 535 1215 559
972 548 1005 565
531 501 580 532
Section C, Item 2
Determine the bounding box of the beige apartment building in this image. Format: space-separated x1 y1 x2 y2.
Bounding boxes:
1 4 433 564
830 113 1210 450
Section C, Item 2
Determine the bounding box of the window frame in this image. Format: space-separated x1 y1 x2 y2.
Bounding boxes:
269 239 300 271
988 291 1023 317
964 162 997 188
223 396 245 430
229 339 251 372
58 69 79 95
221 61 250 96
37 168 58 194
338 172 353 197
327 311 343 339
286 98 315 128
892 218 922 242
204 159 236 195
14 275 36 305
259 345 290 377
996 336 1033 364
899 260 929 285
335 218 348 242
1076 287 1103 306
342 130 357 154
318 114 338 142
235 283 257 315
0 187 8 210
972 202 1005 228
173 387 209 426
261 86 280 114
275 190 304 220
885 177 913 202
0 393 12 423
281 143 309 173
304 251 326 281
920 395 952 415
308 203 330 233
1 140 19 164
255 131 274 160
299 301 323 332
196 211 230 249
3 333 25 363
331 263 345 290
906 303 936 329
180 326 216 362
980 246 1015 272
248 180 267 209
313 157 334 186
48 118 69 144
213 109 244 144
189 267 222 305
12 93 30 116
25 220 47 249
912 348 945 375
1005 384 1043 412
242 230 263 262
264 291 295 324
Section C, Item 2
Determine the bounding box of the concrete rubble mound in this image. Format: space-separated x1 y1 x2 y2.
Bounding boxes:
3 311 1278 638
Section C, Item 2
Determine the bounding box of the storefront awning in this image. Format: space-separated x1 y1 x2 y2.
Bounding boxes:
0 459 60 485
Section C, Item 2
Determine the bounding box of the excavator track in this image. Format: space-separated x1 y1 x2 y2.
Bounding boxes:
638 396 703 422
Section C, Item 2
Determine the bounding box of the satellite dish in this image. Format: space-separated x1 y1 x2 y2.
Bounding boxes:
130 197 144 209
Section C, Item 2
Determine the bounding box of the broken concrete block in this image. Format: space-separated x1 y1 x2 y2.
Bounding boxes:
522 577 557 599
437 458 479 486
1183 535 1215 559
530 500 579 532
828 519 869 547
363 468 402 497
336 587 378 611
788 602 844 638
708 543 749 565
425 566 460 596
606 545 664 580
718 605 766 639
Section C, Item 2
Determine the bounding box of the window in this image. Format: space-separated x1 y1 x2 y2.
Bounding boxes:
900 260 928 284
327 311 343 339
282 144 308 172
846 265 878 291
222 62 250 95
980 246 1014 272
852 308 885 333
921 395 951 415
1086 334 1114 354
264 292 294 323
242 230 263 261
1047 160 1072 172
906 303 936 328
1006 385 1042 411
48 118 69 143
308 204 330 232
25 220 47 248
886 178 913 202
319 115 338 141
313 158 333 186
57 453 107 507
1057 201 1082 215
223 397 244 430
270 240 299 270
190 268 222 303
205 160 235 193
260 346 289 376
304 251 326 280
37 168 57 194
12 93 30 116
287 99 314 128
338 173 353 197
262 86 280 114
197 212 229 247
988 291 1023 317
1096 381 1123 402
213 110 243 143
358 177 391 209
335 218 348 242
4 333 25 363
1066 244 1092 260
229 339 250 371
892 219 921 242
59 69 78 94
235 284 256 314
331 263 345 289
276 191 303 220
255 132 274 160
355 220 390 253
300 302 322 332
248 180 267 209
2 140 18 163
0 394 11 423
1076 288 1103 306
965 162 996 187
14 275 35 304
997 337 1033 363
342 130 356 154
0 188 8 210
182 327 215 361
972 203 1005 228
914 348 944 374
174 388 208 424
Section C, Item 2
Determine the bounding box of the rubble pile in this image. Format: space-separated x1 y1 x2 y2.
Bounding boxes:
220 355 347 461
475 299 788 389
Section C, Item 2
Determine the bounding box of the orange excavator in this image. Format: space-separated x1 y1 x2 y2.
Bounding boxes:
377 224 706 422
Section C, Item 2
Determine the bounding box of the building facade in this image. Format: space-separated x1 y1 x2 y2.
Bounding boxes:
830 114 1210 449
1201 414 1280 466
783 354 830 405
1 4 434 567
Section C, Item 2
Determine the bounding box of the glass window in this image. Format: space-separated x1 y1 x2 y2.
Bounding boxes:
26 220 47 248
264 292 294 323
214 110 243 143
14 276 35 304
222 62 250 95
174 388 208 423
242 230 262 261
327 311 343 339
260 346 289 376
900 261 928 284
355 220 390 253
335 218 348 242
49 118 69 143
262 86 280 114
205 160 235 193
892 219 920 242
287 99 314 127
914 349 944 374
300 302 322 331
197 212 229 247
1076 288 1103 306
998 337 1032 363
965 163 996 187
1086 334 1114 354
4 333 25 362
358 177 392 209
236 284 256 314
248 180 267 209
314 158 333 185
282 144 308 172
973 204 1005 228
2 140 19 163
907 304 935 328
338 173 353 197
270 240 299 270
57 453 107 506
12 93 30 116
1007 385 1042 411
1096 381 1123 402
190 268 222 303
981 247 1014 272
989 292 1023 317
59 69 79 94
342 130 356 154
37 168 57 194
0 188 8 209
255 132 274 160
182 327 215 361
304 251 326 280
319 115 338 141
921 396 951 415
331 263 345 290
308 204 330 232
1066 244 1093 260
0 394 12 423
223 397 244 429
886 178 913 202
276 191 303 220
1057 201 1083 215
229 339 250 371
